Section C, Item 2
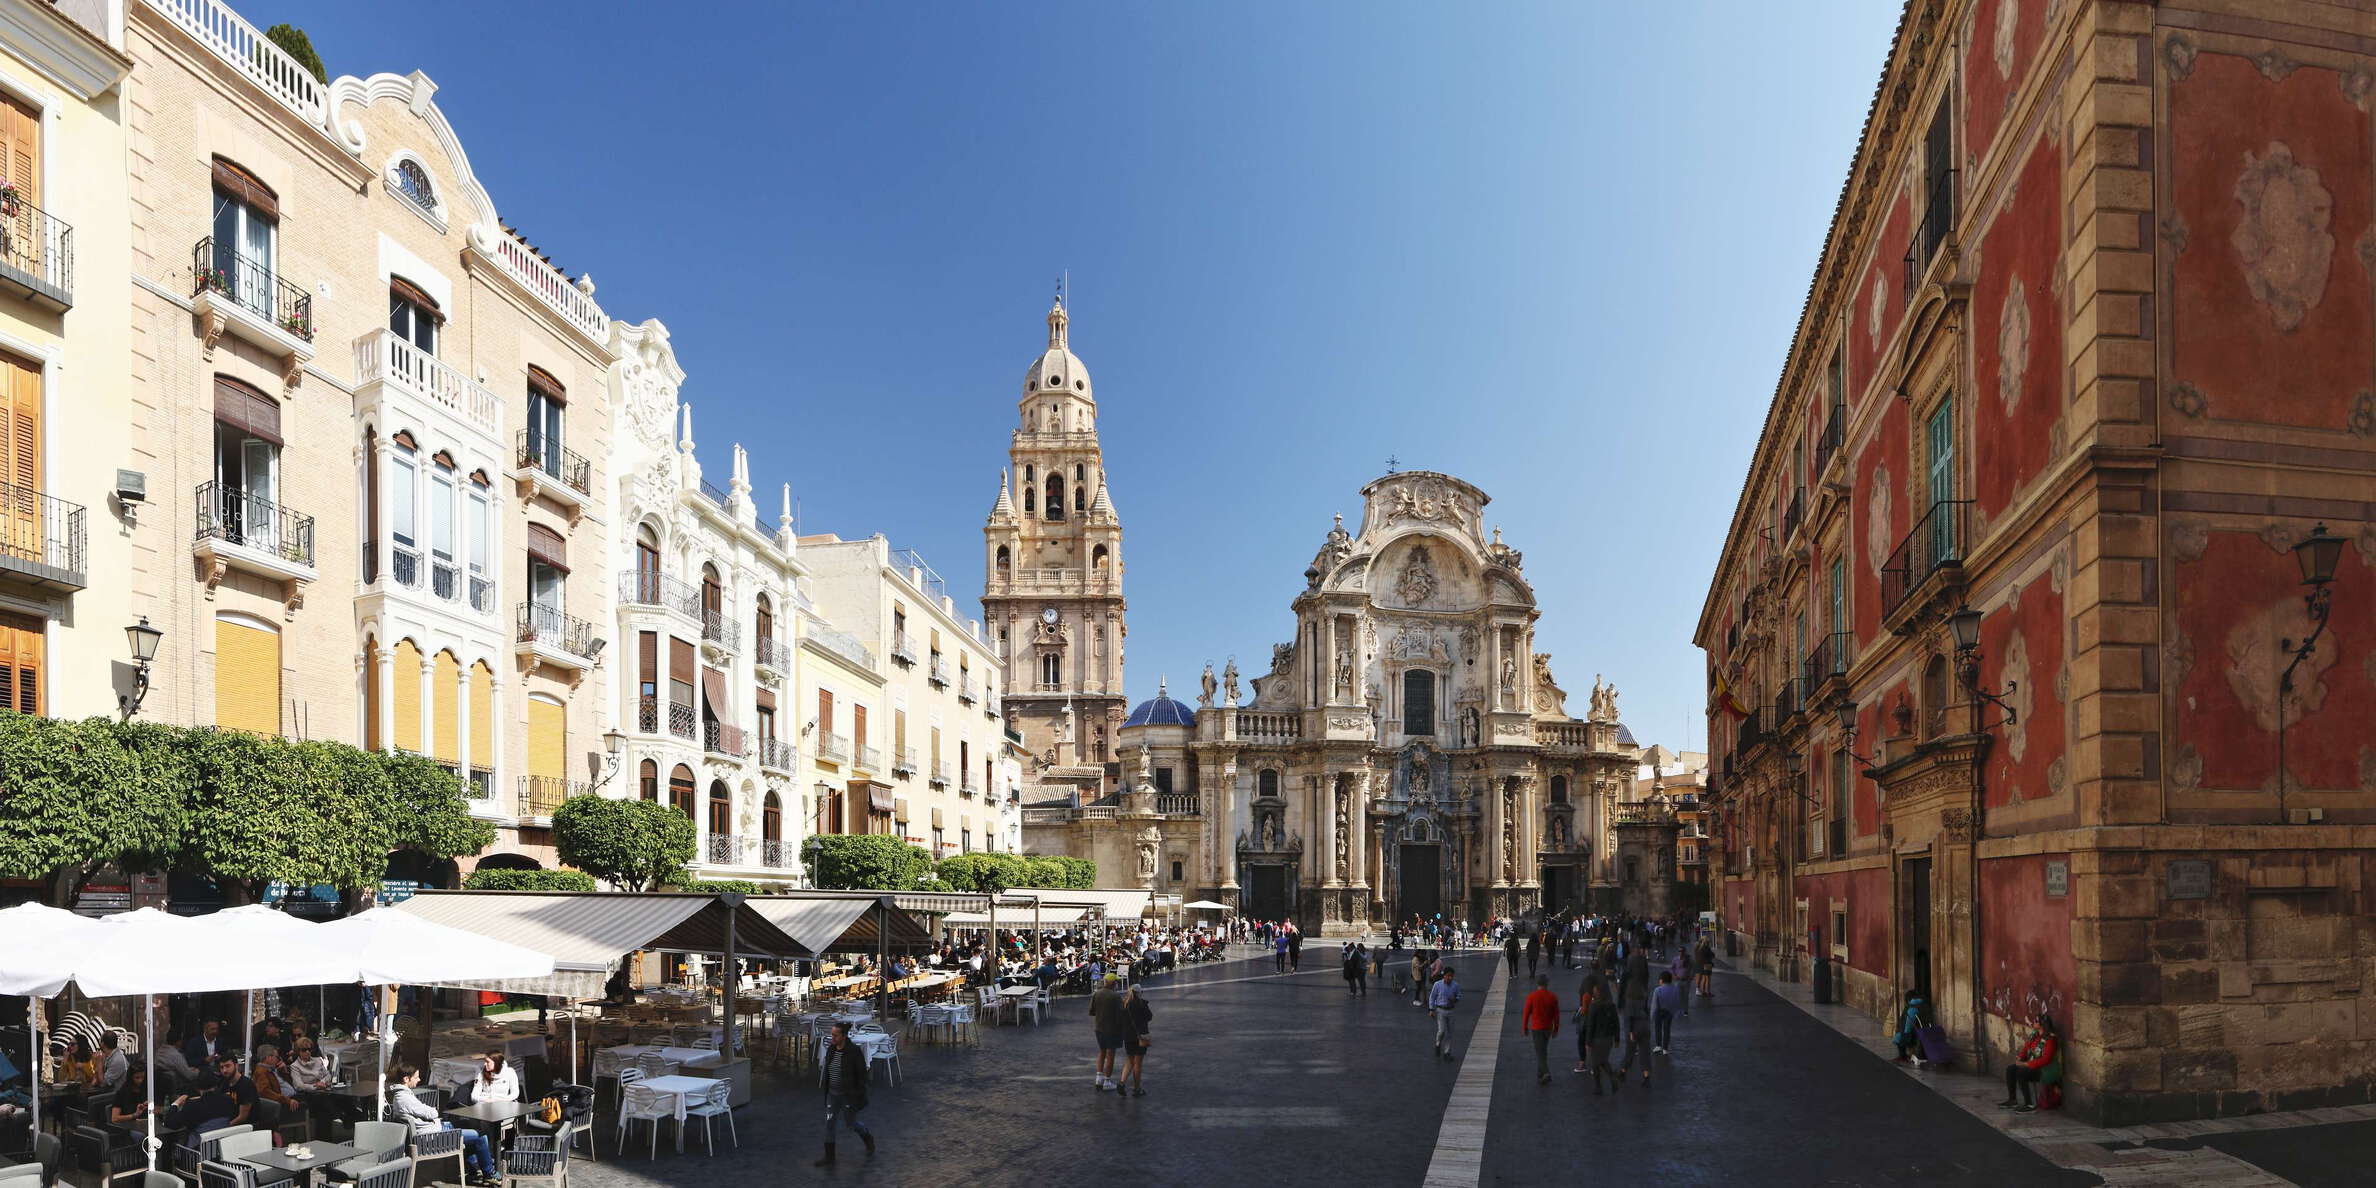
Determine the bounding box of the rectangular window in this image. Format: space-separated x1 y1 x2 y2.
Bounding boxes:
210 186 275 314
1831 748 1850 856
818 689 834 736
391 450 417 549
468 490 490 576
931 826 945 853
214 615 280 735
1829 558 1846 636
1402 669 1435 736
389 289 438 355
1154 767 1173 795
527 387 563 461
0 610 41 715
430 470 456 563
529 558 564 615
213 419 282 553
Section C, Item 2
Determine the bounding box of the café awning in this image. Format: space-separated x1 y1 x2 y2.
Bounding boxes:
394 891 808 1000
745 892 931 955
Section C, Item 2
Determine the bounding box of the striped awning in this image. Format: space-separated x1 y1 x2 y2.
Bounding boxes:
393 891 810 999
1010 889 1154 919
745 893 931 955
943 905 1091 928
890 891 988 917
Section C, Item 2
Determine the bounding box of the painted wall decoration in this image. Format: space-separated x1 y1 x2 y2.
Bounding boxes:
1851 190 1913 393
1980 579 2064 809
1971 138 2064 518
1965 0 2046 167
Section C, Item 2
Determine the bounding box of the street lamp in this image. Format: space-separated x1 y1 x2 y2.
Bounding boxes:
1947 602 2018 730
118 617 162 721
2276 523 2344 823
595 728 627 787
1831 698 1881 771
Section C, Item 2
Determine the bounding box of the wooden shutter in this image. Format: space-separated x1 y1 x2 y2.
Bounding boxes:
391 639 421 748
469 662 494 766
852 704 866 750
0 611 42 714
388 276 443 321
526 365 566 405
526 522 568 572
214 375 282 445
210 157 277 220
638 631 657 685
669 636 695 684
432 650 460 762
215 616 281 735
818 689 832 735
0 92 38 207
362 645 380 750
528 698 565 779
0 350 39 562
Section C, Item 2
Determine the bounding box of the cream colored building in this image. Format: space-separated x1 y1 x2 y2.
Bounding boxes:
122 0 615 872
802 534 1007 860
0 0 130 719
606 319 807 886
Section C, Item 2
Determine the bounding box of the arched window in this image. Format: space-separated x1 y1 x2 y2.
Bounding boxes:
1922 655 1952 739
639 759 658 802
1045 475 1065 521
755 593 773 647
1550 775 1568 804
1092 545 1109 570
391 158 437 213
634 523 661 602
707 780 732 840
763 791 782 844
1403 669 1436 736
1023 486 1036 513
1073 464 1086 511
1257 769 1279 799
996 545 1011 576
1041 652 1060 688
669 764 696 817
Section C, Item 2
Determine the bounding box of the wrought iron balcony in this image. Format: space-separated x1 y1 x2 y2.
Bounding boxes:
704 720 749 759
927 654 949 686
1804 631 1852 698
929 763 950 788
468 573 494 614
637 694 660 734
1815 404 1845 479
0 189 72 309
1775 676 1806 726
856 744 882 772
1731 708 1770 763
819 732 849 763
618 570 702 619
467 767 494 801
193 480 314 570
890 632 917 666
759 737 796 772
431 560 458 601
701 610 741 651
517 774 587 819
0 479 85 590
516 602 603 661
668 701 696 740
961 780 981 799
762 838 790 868
705 831 747 865
1782 488 1805 545
1881 499 1971 622
391 545 420 589
958 676 977 704
192 236 313 340
700 478 729 508
516 430 591 495
754 634 790 671
893 747 917 777
1903 167 1958 302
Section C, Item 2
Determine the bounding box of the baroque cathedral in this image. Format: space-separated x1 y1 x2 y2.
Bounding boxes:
986 301 1641 935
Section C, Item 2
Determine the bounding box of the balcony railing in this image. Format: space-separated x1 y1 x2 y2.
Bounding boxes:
1903 167 1958 301
856 744 882 771
704 720 749 759
1156 792 1201 816
760 838 788 868
893 747 917 777
391 545 420 589
705 832 747 866
1775 676 1805 725
957 676 977 704
1732 708 1770 762
517 602 603 660
807 624 876 672
927 655 949 686
0 479 86 587
1782 488 1805 544
193 237 313 340
1804 630 1852 694
819 732 849 763
618 570 703 619
1815 404 1845 478
701 610 741 650
754 634 790 671
985 567 1120 595
889 632 917 666
637 694 660 734
929 763 950 788
1881 499 1970 619
516 430 591 495
468 573 494 614
194 480 314 568
144 0 327 123
481 227 607 342
700 478 729 508
431 560 458 600
759 737 796 772
668 701 696 739
0 190 72 306
1235 711 1301 742
961 780 981 799
355 328 497 431
467 767 494 801
517 775 586 819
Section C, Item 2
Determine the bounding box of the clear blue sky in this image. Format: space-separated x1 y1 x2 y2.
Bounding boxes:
247 1 1898 753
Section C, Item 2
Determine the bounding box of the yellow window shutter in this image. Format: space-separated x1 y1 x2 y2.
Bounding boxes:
391 640 421 749
214 617 281 735
469 663 494 766
529 698 565 779
362 646 380 751
432 650 460 762
0 610 41 715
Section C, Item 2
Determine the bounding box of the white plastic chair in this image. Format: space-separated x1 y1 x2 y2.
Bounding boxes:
1013 993 1042 1026
681 1081 736 1155
862 1033 900 1087
634 1054 680 1080
689 1035 719 1052
614 1084 674 1159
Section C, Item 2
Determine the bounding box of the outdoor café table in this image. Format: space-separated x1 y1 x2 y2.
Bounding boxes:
243 1141 362 1188
631 1076 724 1153
996 984 1037 1023
443 1099 541 1151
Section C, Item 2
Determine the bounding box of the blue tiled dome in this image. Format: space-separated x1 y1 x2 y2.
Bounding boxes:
1123 685 1197 729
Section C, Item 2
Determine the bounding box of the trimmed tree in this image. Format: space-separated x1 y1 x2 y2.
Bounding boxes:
380 749 497 863
936 851 1029 894
552 796 695 891
464 868 597 892
802 834 932 891
263 24 328 84
1020 856 1069 890
677 879 765 895
1053 856 1098 889
180 731 400 907
0 714 146 904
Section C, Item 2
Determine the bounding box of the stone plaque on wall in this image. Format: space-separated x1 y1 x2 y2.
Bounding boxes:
2044 860 2067 899
2165 859 2212 901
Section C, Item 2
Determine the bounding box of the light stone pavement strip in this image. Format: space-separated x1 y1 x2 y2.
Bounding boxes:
1421 957 1507 1188
1731 959 2374 1186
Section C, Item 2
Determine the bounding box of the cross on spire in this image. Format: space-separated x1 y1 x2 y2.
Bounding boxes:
1385 454 1399 474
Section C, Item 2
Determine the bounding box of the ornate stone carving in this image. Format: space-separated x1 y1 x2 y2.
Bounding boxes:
2348 66 2376 111
2168 381 2208 419
2251 49 2299 81
1222 658 1239 704
1998 276 2031 412
1199 663 1216 708
2162 33 2196 82
1395 545 1439 607
1387 479 1467 531
2258 521 2302 555
1864 467 1894 571
2230 141 2333 333
1137 826 1160 880
1334 791 1349 879
2227 594 2336 731
2169 517 2211 562
1941 808 1975 844
2350 391 2375 437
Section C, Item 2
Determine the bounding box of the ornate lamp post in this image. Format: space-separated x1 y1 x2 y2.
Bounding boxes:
594 728 627 787
118 617 163 721
1947 603 2019 730
2276 523 2344 823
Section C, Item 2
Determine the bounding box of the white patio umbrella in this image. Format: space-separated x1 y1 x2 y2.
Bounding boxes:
311 910 556 1111
193 905 329 1071
0 903 105 1138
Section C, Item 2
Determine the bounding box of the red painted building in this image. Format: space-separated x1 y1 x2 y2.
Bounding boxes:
1696 0 2376 1124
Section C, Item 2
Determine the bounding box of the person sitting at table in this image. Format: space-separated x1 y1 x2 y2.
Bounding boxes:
58 1037 102 1088
210 1053 257 1126
285 1040 332 1092
250 1017 289 1057
472 1050 520 1104
154 1027 203 1093
251 1045 297 1112
887 957 913 981
96 1031 130 1091
182 1020 227 1071
388 1065 496 1187
108 1066 153 1130
163 1068 242 1154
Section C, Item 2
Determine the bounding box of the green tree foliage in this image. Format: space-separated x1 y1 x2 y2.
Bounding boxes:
801 834 932 891
934 851 1029 893
463 868 597 892
263 24 327 85
379 749 496 860
0 715 141 898
1021 856 1069 890
677 879 765 895
1052 856 1098 889
552 795 694 891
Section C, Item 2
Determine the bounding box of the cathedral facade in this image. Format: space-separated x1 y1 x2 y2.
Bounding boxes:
1021 470 1641 935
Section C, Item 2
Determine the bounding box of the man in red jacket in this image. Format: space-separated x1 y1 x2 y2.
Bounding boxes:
1522 974 1561 1085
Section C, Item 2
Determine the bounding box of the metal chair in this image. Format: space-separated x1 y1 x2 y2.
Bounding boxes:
328 1121 410 1181
862 1033 900 1087
499 1123 568 1188
177 1125 251 1178
215 1131 296 1188
613 1086 672 1160
0 1166 42 1186
347 1158 411 1188
680 1081 734 1156
408 1126 465 1187
197 1159 251 1188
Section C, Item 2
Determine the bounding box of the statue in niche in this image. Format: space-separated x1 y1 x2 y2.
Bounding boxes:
1199 663 1217 709
1500 654 1518 699
1460 706 1482 748
1335 648 1354 698
1409 760 1431 801
1395 546 1438 606
1136 827 1159 879
1551 816 1570 849
1222 658 1240 704
1334 794 1349 877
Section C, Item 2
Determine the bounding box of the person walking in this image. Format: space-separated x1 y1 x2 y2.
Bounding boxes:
1120 985 1153 1097
1694 934 1717 999
1521 974 1560 1086
1616 970 1655 1090
1089 974 1129 1091
1525 931 1541 979
1503 931 1521 976
1353 943 1371 996
1427 966 1462 1060
1410 949 1430 1006
1288 927 1303 972
1667 948 1692 1017
1580 977 1620 1094
1652 971 1682 1054
1274 930 1291 974
1620 932 1650 1015
1342 944 1364 997
815 1022 875 1166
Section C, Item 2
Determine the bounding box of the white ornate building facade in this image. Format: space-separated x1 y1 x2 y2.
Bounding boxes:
1025 471 1641 934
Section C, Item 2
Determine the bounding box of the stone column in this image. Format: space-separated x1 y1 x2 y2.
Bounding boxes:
489 673 508 816
415 653 436 755
1218 758 1239 892
372 643 396 754
455 660 472 788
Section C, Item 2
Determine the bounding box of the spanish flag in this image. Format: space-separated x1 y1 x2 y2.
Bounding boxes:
1712 670 1752 722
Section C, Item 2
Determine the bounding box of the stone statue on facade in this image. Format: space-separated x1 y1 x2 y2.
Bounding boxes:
1460 705 1481 749
1199 663 1217 709
1135 741 1154 791
1136 827 1159 880
1499 654 1517 699
1222 658 1240 705
1335 649 1354 699
1408 759 1430 801
1334 793 1349 878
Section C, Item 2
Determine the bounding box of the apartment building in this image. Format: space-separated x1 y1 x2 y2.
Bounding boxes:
606 319 806 886
0 0 130 718
801 535 1007 861
122 0 613 866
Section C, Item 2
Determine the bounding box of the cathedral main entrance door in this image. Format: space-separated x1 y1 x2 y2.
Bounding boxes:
1247 865 1289 922
1398 844 1441 923
1541 865 1575 912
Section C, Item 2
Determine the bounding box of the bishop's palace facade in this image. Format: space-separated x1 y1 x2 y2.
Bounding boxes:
994 301 1647 935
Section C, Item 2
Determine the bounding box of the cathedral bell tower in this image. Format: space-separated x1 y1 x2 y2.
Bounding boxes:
984 296 1127 769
